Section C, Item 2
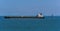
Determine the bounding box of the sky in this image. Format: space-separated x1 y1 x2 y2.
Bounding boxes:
0 0 60 16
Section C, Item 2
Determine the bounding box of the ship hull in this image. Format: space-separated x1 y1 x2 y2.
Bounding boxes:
4 16 45 19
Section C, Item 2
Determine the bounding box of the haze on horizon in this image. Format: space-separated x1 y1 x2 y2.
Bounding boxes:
0 0 60 16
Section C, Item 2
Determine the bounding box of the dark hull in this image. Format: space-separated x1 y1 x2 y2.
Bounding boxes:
4 16 45 19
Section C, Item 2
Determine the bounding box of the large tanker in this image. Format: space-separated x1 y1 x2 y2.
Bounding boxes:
4 13 44 19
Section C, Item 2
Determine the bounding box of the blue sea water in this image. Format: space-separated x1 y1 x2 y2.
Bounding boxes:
0 16 60 31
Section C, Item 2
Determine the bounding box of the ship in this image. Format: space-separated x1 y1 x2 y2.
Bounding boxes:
4 13 44 19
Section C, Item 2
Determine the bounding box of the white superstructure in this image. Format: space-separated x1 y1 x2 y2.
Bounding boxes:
37 13 43 17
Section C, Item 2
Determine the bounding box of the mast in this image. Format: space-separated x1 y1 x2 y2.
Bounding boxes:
51 14 54 16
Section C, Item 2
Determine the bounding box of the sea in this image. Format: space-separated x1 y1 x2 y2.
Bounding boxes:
0 16 60 31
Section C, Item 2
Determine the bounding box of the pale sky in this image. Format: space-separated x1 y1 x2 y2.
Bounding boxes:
0 0 60 16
